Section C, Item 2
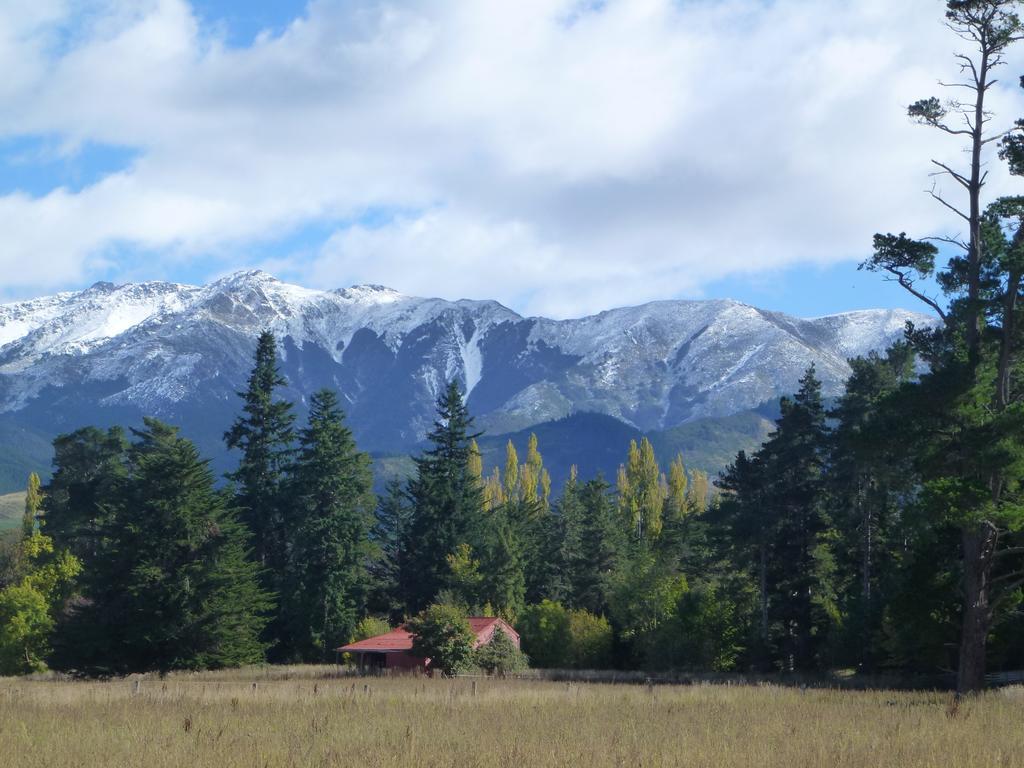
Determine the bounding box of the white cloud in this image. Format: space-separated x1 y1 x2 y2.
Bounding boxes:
0 0 1022 316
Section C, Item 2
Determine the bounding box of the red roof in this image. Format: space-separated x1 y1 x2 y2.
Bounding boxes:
338 616 518 653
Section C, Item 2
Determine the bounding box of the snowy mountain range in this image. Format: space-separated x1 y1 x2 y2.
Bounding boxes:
0 270 933 492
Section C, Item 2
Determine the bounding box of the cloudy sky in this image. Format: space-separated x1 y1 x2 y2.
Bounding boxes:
2 0 1023 319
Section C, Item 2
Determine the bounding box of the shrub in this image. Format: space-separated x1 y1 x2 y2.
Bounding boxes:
568 609 613 669
407 603 475 676
352 616 391 643
474 627 529 675
517 600 571 668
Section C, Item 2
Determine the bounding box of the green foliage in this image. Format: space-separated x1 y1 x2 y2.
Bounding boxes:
606 548 689 668
283 390 375 662
23 473 41 539
224 331 294 632
352 616 391 643
367 480 411 622
54 420 271 673
0 531 81 675
43 426 127 560
670 580 751 672
446 543 486 610
562 477 624 616
473 627 529 675
567 609 613 670
402 382 485 613
407 603 476 676
516 600 571 668
617 438 663 541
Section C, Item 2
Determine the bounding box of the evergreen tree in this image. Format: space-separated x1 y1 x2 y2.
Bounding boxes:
284 390 375 661
715 367 836 671
713 450 774 665
224 331 295 575
43 426 127 561
827 346 916 670
61 420 270 673
573 476 626 616
863 0 1024 692
401 381 485 613
367 479 410 622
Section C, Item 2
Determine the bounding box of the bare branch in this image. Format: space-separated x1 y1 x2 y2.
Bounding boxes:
932 123 975 137
928 186 971 222
879 269 949 322
930 159 971 188
923 235 970 252
937 80 977 90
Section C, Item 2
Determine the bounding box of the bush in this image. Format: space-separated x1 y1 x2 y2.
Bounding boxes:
352 616 391 643
517 600 571 668
407 604 475 676
568 609 613 669
473 627 529 675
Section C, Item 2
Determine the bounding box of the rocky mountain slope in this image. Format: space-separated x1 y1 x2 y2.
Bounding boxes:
0 271 932 491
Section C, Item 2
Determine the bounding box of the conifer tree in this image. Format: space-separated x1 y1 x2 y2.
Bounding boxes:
367 479 410 622
763 366 836 670
43 426 127 560
862 0 1024 692
224 331 295 574
402 381 485 613
63 420 270 673
573 476 625 616
284 390 375 661
826 346 916 670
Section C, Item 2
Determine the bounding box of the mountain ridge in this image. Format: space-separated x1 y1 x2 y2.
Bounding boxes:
0 271 935 492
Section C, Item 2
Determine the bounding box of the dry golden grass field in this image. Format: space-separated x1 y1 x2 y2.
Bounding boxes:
0 669 1021 767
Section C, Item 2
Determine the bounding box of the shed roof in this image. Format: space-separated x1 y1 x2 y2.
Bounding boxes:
338 616 517 653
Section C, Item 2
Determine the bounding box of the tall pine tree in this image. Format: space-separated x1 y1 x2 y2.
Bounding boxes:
284 390 375 661
224 331 295 574
401 381 485 613
58 420 270 673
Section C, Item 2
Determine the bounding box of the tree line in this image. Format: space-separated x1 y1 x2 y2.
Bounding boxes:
0 0 1023 692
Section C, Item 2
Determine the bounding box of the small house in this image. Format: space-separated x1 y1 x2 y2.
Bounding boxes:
338 616 520 672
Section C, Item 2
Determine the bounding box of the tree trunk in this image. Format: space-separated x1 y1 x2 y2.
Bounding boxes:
957 523 997 694
759 543 769 646
965 50 990 358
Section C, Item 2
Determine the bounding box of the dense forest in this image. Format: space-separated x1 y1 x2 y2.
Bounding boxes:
1 0 1024 694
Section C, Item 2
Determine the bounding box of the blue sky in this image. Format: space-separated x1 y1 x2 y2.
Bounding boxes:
0 0 1012 320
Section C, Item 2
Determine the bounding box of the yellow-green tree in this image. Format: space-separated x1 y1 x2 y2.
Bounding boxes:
468 439 484 485
503 441 519 500
618 438 664 540
483 467 504 511
687 469 710 514
0 530 81 674
665 454 688 522
22 472 42 539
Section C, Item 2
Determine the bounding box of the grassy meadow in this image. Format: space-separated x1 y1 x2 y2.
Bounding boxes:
0 492 25 530
0 670 1021 767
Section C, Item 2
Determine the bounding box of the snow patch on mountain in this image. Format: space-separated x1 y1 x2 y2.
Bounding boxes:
0 272 938 444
